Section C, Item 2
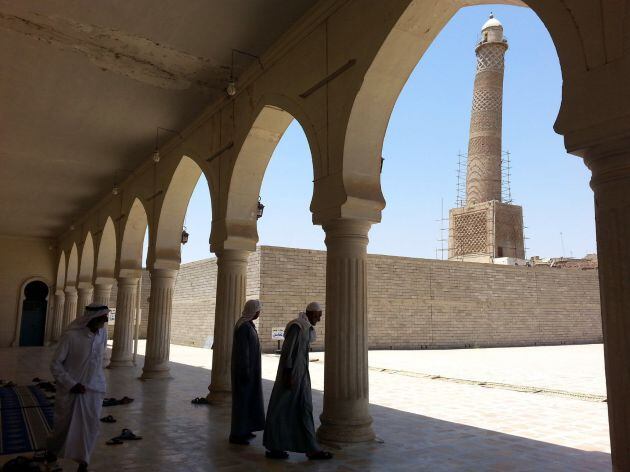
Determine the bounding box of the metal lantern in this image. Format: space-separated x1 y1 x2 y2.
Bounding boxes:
181 228 189 244
256 197 265 219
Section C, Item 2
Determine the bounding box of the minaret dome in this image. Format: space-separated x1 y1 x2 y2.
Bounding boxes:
481 14 505 43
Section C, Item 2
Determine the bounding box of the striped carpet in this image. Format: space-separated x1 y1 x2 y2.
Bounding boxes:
0 386 53 455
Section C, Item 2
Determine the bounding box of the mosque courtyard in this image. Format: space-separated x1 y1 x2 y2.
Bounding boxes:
0 343 610 471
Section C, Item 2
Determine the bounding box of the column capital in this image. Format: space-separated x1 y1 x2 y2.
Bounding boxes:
149 268 178 280
581 138 630 189
64 286 77 296
116 276 139 286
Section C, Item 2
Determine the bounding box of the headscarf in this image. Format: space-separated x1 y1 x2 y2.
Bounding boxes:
234 299 261 331
66 302 110 332
298 301 322 342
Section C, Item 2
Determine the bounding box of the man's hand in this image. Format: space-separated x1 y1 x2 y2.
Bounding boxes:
70 383 86 394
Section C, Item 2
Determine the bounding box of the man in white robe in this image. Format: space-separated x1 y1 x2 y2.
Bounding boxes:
46 303 109 472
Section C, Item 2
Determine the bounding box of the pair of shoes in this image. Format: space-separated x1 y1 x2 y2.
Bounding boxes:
229 435 250 445
191 397 208 404
265 450 289 460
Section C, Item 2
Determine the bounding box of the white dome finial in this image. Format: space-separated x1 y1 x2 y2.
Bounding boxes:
482 13 503 31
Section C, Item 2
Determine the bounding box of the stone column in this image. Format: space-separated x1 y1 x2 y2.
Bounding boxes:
51 290 65 341
584 148 630 470
75 286 94 319
207 249 249 403
317 219 375 443
62 287 78 328
93 283 113 306
109 277 139 367
141 269 178 379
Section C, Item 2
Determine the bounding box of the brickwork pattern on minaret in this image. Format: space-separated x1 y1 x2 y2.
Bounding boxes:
465 40 507 205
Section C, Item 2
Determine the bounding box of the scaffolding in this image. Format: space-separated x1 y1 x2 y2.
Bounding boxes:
454 150 514 207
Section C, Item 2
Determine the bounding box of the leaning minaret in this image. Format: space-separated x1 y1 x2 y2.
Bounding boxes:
466 14 507 205
449 15 525 263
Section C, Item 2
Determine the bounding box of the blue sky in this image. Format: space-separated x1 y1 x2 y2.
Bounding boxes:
177 4 597 264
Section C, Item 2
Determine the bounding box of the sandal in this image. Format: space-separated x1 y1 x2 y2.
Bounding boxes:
106 438 124 445
100 415 116 423
113 428 143 441
265 450 289 460
307 450 333 460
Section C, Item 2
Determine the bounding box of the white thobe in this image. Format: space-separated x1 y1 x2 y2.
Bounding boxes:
48 325 107 464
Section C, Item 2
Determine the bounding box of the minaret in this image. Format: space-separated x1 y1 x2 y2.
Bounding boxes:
466 14 507 205
448 15 525 263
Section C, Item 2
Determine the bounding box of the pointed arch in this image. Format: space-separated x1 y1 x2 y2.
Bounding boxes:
78 232 95 284
221 100 319 250
96 217 117 279
341 0 581 217
56 251 66 291
154 156 205 266
66 243 79 287
120 198 149 273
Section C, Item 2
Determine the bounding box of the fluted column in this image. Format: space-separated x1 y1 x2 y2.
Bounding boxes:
584 147 630 471
109 277 139 368
317 219 375 443
93 283 113 306
51 290 65 341
62 287 78 328
141 268 178 379
207 249 249 403
75 286 94 319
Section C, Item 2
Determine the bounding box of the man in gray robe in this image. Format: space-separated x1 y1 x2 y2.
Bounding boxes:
46 303 109 472
230 299 265 445
263 302 333 460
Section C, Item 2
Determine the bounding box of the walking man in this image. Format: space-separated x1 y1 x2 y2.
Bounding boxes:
230 299 265 445
47 303 109 472
263 302 332 460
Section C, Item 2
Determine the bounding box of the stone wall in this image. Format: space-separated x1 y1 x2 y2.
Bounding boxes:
108 246 602 353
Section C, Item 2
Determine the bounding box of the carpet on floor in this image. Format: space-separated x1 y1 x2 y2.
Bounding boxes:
0 386 53 455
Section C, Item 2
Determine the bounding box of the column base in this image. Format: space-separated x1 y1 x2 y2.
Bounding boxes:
317 416 375 444
206 387 231 405
140 366 172 380
107 359 135 368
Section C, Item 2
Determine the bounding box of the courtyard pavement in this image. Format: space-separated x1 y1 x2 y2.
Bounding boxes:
0 343 610 471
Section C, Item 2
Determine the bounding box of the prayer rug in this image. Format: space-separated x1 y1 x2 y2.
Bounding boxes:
0 386 53 455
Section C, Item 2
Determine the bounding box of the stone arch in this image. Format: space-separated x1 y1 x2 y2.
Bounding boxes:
56 251 66 290
341 0 587 214
221 98 320 250
96 217 117 280
66 243 79 287
78 232 95 284
153 156 206 267
119 198 149 275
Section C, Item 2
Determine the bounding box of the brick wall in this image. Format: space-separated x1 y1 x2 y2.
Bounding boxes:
256 246 601 352
108 246 602 353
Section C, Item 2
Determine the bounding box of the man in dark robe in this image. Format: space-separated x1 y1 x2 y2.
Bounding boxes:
263 302 333 460
229 299 265 445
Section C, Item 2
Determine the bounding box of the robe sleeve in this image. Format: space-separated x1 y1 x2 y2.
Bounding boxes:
281 324 301 370
50 333 78 390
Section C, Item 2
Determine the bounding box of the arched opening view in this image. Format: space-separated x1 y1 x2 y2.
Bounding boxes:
19 280 49 346
2 0 627 469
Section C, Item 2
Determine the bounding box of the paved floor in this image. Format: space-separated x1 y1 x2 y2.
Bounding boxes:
0 343 611 471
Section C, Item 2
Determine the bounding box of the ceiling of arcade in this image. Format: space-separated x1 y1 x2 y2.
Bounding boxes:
0 0 317 239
